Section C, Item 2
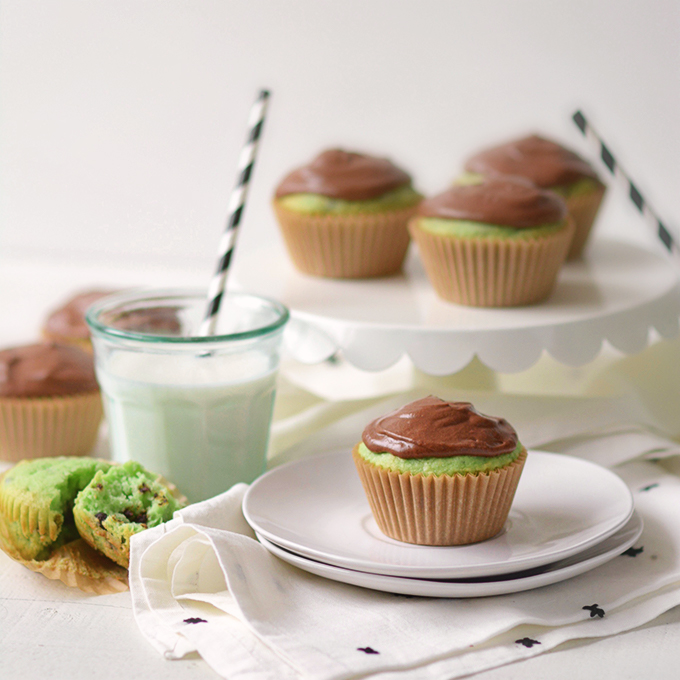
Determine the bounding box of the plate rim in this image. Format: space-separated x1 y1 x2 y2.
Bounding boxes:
255 511 643 598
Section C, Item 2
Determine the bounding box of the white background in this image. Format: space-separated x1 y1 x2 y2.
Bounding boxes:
2 7 680 678
1 0 678 275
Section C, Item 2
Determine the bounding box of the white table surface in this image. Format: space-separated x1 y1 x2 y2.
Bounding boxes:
2 252 680 680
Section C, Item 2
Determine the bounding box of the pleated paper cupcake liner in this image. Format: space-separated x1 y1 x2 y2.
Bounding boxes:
409 220 573 307
0 465 186 592
353 446 527 546
0 516 128 594
565 184 607 259
0 488 61 545
273 202 419 278
0 391 103 462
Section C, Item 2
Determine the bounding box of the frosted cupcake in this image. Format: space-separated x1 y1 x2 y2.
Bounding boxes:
352 396 527 545
464 134 606 258
43 290 117 352
272 149 422 278
409 175 573 306
0 343 103 461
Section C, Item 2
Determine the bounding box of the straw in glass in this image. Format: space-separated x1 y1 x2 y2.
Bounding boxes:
200 89 271 336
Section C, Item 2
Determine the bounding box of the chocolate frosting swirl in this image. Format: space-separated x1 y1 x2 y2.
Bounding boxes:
0 343 99 397
417 176 566 228
465 134 601 188
274 148 412 201
44 290 116 339
362 396 518 459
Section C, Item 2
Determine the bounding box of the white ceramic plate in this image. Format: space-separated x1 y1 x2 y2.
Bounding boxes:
243 449 634 579
256 511 643 598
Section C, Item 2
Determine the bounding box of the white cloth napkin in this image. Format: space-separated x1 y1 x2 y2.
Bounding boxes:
130 442 680 679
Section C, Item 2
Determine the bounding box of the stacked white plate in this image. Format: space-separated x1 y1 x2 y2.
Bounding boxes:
243 450 642 598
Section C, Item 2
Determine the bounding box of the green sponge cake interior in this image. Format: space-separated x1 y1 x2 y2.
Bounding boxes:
73 460 184 568
0 457 110 561
278 185 422 215
416 217 566 241
356 441 522 476
550 176 602 199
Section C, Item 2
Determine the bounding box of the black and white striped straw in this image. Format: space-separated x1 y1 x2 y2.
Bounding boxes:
200 89 270 336
572 109 679 262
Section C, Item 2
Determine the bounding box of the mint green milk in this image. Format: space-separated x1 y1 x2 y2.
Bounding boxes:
97 352 277 503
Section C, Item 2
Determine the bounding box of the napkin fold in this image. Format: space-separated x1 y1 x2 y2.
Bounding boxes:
130 455 680 680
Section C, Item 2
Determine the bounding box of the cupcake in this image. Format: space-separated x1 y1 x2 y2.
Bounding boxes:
409 175 573 306
464 134 606 258
0 456 184 591
74 460 184 568
0 456 111 561
352 396 527 546
43 289 117 352
0 343 104 461
272 148 422 278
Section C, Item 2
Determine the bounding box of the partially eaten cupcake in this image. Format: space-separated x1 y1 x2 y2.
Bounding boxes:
0 456 184 590
352 396 527 546
0 457 111 561
74 460 182 568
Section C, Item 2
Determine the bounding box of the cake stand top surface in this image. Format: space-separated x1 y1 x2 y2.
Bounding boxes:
234 238 680 374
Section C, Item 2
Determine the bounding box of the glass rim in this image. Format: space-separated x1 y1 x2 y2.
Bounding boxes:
85 287 290 345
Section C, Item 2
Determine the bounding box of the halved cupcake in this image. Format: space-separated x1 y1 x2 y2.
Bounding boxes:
0 343 104 461
409 176 573 306
0 456 111 561
0 456 184 591
74 460 184 568
464 134 605 258
352 396 527 546
272 148 422 278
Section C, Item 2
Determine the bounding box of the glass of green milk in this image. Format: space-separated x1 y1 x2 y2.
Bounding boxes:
86 289 289 503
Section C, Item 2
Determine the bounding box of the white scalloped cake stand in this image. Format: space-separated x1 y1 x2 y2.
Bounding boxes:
233 238 680 374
